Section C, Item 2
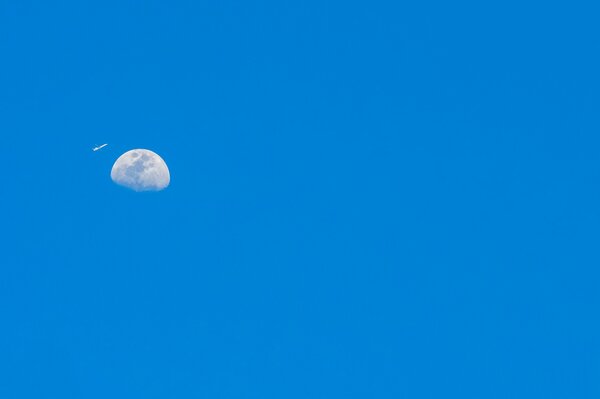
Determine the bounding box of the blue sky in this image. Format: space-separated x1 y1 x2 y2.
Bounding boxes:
1 1 599 397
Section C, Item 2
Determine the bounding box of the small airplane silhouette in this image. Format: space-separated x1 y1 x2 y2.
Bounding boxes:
92 143 108 152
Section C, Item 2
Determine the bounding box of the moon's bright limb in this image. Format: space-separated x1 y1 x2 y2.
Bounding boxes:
111 149 170 191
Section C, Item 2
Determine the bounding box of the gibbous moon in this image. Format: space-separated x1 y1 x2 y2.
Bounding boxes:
111 149 170 191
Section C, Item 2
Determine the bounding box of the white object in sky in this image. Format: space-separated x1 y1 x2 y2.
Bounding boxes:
93 143 108 152
111 149 170 192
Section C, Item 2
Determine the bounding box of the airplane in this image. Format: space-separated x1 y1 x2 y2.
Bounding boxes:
92 143 108 152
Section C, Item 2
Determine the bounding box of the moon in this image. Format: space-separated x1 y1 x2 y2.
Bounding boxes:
111 149 170 191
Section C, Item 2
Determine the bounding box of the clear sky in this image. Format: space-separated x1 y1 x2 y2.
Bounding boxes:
1 1 598 398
